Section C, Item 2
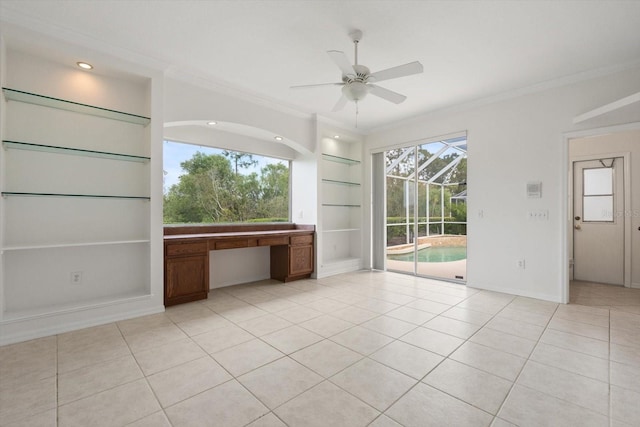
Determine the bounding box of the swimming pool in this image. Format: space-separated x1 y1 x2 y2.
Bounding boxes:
387 246 467 263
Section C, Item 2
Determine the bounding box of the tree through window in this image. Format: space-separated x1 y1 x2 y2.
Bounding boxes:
163 140 290 224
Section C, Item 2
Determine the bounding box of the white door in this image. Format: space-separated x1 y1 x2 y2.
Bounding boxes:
573 157 624 285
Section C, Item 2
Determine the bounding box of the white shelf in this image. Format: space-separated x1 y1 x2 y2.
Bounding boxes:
2 240 150 252
2 88 150 126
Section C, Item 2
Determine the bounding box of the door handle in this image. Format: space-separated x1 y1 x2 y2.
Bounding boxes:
574 216 581 221
575 224 581 230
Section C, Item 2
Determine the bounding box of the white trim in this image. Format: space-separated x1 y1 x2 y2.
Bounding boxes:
369 61 640 134
0 297 164 346
0 9 167 75
467 282 563 304
574 92 640 124
165 68 314 121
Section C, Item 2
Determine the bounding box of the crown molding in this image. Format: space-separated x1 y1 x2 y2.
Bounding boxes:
368 59 640 135
0 5 169 74
163 66 315 121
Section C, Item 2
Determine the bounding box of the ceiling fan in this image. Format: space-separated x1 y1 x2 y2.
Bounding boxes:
291 29 423 112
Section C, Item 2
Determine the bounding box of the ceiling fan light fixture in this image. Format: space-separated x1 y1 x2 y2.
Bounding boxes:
342 81 368 101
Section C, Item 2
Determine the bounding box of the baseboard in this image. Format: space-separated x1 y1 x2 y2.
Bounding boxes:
466 281 564 304
0 297 164 346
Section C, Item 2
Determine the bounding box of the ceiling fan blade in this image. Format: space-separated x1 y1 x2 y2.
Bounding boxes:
327 50 356 77
290 82 343 89
369 61 423 83
331 95 348 112
368 84 407 104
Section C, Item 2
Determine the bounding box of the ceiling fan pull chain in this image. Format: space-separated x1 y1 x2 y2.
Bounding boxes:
355 101 359 128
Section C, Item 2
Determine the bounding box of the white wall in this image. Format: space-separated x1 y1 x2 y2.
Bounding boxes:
164 78 315 154
366 66 640 302
570 129 640 288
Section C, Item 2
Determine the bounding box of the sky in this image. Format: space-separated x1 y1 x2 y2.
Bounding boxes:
163 140 287 193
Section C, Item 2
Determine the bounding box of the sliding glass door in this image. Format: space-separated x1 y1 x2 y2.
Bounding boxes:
384 135 467 282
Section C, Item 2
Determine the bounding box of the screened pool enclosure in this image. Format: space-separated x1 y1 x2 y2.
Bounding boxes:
385 135 467 281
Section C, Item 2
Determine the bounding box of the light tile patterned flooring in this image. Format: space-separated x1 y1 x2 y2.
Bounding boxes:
1 272 640 426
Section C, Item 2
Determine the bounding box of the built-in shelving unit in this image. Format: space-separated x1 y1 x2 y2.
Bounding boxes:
1 70 152 332
317 132 363 277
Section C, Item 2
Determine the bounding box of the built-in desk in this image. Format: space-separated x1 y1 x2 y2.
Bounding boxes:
164 224 315 306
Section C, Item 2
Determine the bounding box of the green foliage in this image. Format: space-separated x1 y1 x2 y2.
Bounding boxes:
163 151 289 224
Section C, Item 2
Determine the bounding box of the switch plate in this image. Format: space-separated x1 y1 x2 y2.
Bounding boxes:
527 210 549 221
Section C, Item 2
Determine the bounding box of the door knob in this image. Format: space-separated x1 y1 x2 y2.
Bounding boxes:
574 216 581 221
575 224 581 230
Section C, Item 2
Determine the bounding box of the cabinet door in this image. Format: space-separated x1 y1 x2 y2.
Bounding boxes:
165 255 207 304
289 245 313 276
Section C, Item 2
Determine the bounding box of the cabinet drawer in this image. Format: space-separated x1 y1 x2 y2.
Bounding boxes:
166 242 208 257
215 239 250 250
259 236 289 246
290 235 313 246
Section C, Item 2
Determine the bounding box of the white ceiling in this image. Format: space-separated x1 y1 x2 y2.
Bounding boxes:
2 0 640 132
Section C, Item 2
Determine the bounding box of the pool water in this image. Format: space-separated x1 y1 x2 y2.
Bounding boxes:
387 246 467 263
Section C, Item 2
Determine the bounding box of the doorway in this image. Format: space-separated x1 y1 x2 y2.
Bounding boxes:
383 135 467 282
566 127 639 301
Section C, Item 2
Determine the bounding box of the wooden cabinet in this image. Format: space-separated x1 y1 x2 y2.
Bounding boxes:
164 225 314 306
271 235 314 282
164 242 208 306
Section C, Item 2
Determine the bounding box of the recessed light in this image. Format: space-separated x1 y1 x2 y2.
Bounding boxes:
274 136 283 141
76 62 93 70
334 135 340 139
207 121 217 126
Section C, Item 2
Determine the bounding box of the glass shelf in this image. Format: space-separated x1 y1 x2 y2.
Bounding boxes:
2 88 151 126
322 153 360 165
1 192 150 200
322 178 360 186
3 140 150 163
2 240 151 251
322 228 361 233
322 203 361 207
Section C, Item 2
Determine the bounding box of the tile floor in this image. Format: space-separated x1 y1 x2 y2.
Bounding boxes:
1 272 639 426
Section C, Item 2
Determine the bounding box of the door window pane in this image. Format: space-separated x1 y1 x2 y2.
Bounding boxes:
582 167 614 222
583 168 612 195
583 196 613 221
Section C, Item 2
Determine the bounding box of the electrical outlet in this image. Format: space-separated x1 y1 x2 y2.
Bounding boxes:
517 259 526 269
71 271 83 284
